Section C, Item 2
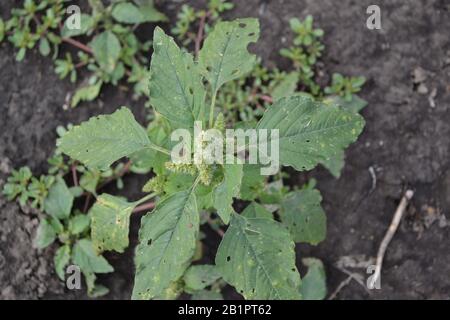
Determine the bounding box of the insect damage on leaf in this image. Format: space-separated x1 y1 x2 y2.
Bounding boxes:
57 107 151 170
132 189 199 300
90 194 137 253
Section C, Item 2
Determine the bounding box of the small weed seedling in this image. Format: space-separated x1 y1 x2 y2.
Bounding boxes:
0 0 167 107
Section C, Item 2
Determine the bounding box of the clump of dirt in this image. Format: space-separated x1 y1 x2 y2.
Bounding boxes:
1 0 450 299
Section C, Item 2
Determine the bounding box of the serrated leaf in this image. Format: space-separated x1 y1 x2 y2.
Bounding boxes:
183 265 221 293
44 177 74 220
256 95 365 171
90 194 135 253
34 218 57 249
272 72 299 101
241 202 273 219
54 244 71 280
90 31 121 74
61 14 93 37
72 239 114 274
133 189 199 300
198 18 260 93
150 27 206 128
280 188 326 245
216 212 301 300
213 163 243 224
58 107 151 170
300 258 327 300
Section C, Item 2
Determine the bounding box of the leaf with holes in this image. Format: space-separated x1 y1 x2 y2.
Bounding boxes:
57 107 151 170
280 188 326 245
198 18 260 94
216 212 301 299
132 189 199 300
256 95 365 171
149 27 206 128
90 194 137 253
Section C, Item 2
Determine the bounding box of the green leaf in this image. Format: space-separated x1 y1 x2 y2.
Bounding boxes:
34 218 57 249
213 163 243 224
90 194 136 253
61 14 93 37
130 116 170 174
325 94 368 113
321 149 345 178
241 202 273 219
68 214 90 235
256 95 365 171
280 188 326 245
71 81 102 108
90 31 122 74
183 265 221 293
112 3 144 24
72 239 114 274
0 18 4 42
79 170 100 194
240 164 265 201
191 290 223 300
139 3 168 22
54 244 71 280
83 271 109 297
112 2 167 24
216 212 301 300
39 37 51 56
133 189 199 300
57 107 151 170
149 27 206 128
44 177 74 220
198 18 260 93
300 258 327 300
272 72 299 101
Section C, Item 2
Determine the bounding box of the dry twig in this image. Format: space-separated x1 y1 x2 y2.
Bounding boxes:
368 189 414 289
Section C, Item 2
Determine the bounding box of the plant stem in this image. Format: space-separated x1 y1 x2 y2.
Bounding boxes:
61 37 93 54
148 143 171 156
135 192 158 206
208 91 217 128
132 202 155 214
71 163 79 187
194 12 208 59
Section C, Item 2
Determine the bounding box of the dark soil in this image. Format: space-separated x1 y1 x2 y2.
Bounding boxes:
1 0 449 300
